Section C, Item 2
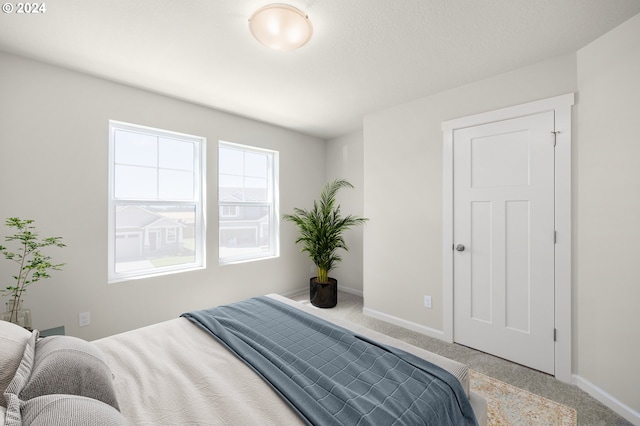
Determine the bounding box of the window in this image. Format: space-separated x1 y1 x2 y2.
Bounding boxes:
218 141 279 264
108 121 206 282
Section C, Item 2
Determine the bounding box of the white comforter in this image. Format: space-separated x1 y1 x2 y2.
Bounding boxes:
94 313 302 425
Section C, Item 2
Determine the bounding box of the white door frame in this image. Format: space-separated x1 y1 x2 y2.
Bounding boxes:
441 93 574 383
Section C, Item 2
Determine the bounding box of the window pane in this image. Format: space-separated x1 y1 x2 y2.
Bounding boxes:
218 141 278 264
114 165 157 199
114 205 196 273
245 176 267 189
219 146 244 176
245 152 267 178
219 174 243 191
244 185 268 202
115 130 157 167
159 138 194 171
159 169 194 199
219 204 272 259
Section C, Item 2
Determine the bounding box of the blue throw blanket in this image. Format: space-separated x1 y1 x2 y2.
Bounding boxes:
182 297 478 426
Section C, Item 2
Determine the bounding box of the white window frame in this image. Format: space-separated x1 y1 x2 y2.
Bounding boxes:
218 141 279 265
108 120 206 282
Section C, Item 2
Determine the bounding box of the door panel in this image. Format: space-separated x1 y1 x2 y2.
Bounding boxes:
471 130 530 188
453 111 555 374
505 200 530 333
470 201 491 322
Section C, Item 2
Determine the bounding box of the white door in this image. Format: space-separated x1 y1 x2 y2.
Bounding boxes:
453 111 556 374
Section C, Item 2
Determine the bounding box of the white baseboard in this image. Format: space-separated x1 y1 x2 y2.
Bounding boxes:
339 286 363 297
573 374 640 425
362 307 445 340
278 286 307 297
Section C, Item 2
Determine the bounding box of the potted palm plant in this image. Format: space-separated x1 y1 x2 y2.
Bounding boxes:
282 179 368 308
1 217 65 329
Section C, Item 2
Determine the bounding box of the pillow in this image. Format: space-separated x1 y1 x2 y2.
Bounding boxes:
0 320 32 403
19 336 120 410
3 330 37 425
20 395 129 426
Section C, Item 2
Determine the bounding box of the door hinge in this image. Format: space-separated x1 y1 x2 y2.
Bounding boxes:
554 328 557 342
551 130 560 147
554 230 557 244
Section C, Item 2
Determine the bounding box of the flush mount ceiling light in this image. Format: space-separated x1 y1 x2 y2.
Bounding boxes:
249 4 313 52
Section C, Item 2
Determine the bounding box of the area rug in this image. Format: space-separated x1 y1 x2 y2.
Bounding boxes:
470 370 577 426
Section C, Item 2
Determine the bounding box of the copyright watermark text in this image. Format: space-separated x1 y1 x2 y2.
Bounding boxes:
2 3 46 13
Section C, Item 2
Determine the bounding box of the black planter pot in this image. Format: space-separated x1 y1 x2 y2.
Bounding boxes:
309 277 338 308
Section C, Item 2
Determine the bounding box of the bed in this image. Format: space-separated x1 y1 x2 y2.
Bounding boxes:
1 294 487 425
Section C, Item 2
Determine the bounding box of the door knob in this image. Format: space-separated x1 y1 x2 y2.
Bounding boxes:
455 244 465 252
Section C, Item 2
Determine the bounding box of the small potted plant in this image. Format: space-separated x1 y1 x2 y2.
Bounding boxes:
282 179 368 308
1 217 65 329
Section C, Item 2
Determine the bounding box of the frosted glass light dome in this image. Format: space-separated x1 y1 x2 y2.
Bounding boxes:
249 4 313 52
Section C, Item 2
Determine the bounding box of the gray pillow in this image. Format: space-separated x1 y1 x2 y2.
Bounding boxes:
21 394 129 426
3 331 37 426
0 320 33 406
19 336 120 410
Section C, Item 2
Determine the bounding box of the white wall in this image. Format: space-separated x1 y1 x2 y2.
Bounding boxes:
0 52 326 340
575 13 640 420
362 14 640 420
363 53 577 332
325 131 365 295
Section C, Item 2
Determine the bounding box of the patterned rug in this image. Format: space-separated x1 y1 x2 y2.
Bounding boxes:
470 370 577 426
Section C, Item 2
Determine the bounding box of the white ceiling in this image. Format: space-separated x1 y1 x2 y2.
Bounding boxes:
1 1 639 139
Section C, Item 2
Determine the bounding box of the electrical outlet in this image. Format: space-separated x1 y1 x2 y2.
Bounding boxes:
79 311 91 327
424 296 432 309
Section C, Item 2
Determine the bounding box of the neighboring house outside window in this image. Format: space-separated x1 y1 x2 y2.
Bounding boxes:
108 121 206 282
218 141 279 264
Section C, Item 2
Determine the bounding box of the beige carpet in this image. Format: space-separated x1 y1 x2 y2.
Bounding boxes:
470 370 577 426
